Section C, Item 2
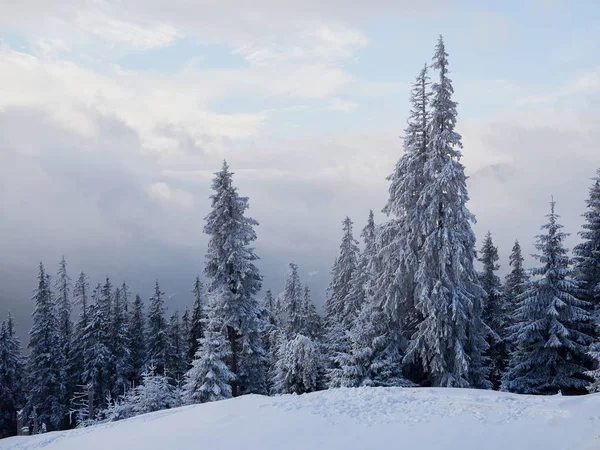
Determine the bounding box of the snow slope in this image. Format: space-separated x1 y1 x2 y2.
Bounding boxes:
2 387 599 450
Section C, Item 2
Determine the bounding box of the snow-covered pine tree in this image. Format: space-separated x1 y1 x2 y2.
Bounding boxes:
81 283 113 414
167 311 187 384
238 322 268 395
375 65 432 352
588 341 600 392
280 263 305 336
27 263 67 430
478 231 508 389
55 257 73 406
303 286 323 341
104 366 180 422
325 217 360 329
324 217 360 378
271 264 324 394
574 169 600 314
132 367 179 414
146 281 169 376
128 294 146 386
403 36 490 388
504 241 529 319
203 161 264 396
263 289 280 324
0 312 24 438
188 276 205 363
341 210 376 330
272 334 321 395
70 273 89 392
334 299 415 388
183 301 234 404
110 286 131 397
180 306 191 366
503 200 595 395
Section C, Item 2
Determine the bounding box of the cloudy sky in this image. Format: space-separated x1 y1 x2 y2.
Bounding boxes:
1 0 599 337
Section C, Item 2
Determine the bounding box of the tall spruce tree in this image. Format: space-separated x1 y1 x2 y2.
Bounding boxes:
111 286 131 396
180 307 191 366
203 161 264 396
574 169 600 312
280 263 305 336
55 258 73 373
81 283 113 414
55 257 74 426
188 277 205 362
70 273 89 392
302 286 323 341
128 294 146 386
504 241 529 320
503 200 595 394
324 217 360 371
403 36 490 388
27 263 67 430
375 65 432 350
341 210 376 330
325 217 360 328
0 312 24 438
167 311 187 384
146 282 169 376
478 231 508 389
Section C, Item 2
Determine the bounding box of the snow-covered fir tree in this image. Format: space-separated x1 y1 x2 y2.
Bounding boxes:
376 65 432 344
333 299 415 388
180 307 191 366
167 311 188 384
478 231 508 389
324 217 360 378
302 286 323 341
203 161 264 396
272 334 321 395
70 273 89 392
574 169 600 314
55 257 73 408
104 366 179 422
129 368 179 414
111 286 131 396
504 241 529 318
588 340 600 392
341 210 376 330
0 312 24 438
280 263 305 336
271 264 323 394
325 217 360 329
146 282 169 375
128 294 146 386
188 276 205 363
81 283 113 414
403 36 490 388
503 200 595 394
27 263 67 430
183 302 234 404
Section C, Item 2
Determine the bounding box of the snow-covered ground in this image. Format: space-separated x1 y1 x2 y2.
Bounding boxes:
2 387 599 450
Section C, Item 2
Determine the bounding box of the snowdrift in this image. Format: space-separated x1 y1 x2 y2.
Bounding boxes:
2 387 599 450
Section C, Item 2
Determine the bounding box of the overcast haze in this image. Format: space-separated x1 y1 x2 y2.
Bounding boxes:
1 0 599 340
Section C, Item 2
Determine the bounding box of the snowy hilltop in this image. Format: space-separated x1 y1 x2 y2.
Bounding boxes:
1 387 599 450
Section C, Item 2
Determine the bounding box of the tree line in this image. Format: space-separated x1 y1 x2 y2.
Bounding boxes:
1 35 599 438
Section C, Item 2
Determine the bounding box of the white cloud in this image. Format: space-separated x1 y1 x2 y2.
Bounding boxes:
147 182 194 209
76 10 180 50
328 98 359 112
